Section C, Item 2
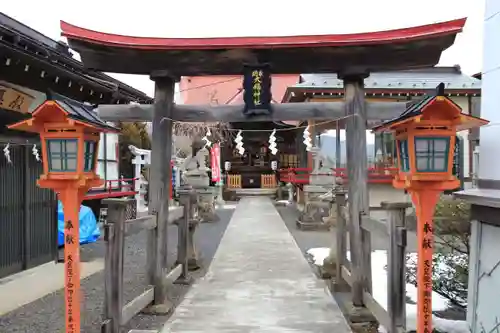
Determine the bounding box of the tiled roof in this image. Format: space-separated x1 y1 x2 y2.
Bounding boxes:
51 93 118 131
0 13 153 103
372 83 475 131
372 95 435 131
294 66 480 91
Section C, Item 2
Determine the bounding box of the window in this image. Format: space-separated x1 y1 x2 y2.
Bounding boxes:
414 137 450 172
47 139 77 172
84 141 96 172
397 139 410 172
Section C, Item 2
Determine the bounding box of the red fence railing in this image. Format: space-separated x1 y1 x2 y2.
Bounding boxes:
278 167 398 185
84 177 138 200
104 178 138 193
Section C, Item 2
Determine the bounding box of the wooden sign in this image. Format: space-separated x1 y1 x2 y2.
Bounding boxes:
0 85 35 114
242 65 271 116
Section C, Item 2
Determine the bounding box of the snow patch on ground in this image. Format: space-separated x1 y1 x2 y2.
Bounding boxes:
307 247 469 333
306 247 331 266
218 203 238 210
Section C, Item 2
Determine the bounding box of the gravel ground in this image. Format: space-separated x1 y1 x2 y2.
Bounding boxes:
276 205 334 254
277 205 420 253
0 207 234 333
277 205 466 321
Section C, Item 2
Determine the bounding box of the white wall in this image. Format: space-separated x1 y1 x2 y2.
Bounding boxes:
97 131 119 184
467 1 500 331
479 1 500 180
468 222 500 332
451 96 471 177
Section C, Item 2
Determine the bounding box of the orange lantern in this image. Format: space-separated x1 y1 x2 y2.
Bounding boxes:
8 96 117 333
372 83 488 333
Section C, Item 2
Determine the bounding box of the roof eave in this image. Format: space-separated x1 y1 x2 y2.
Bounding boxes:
60 19 465 76
287 86 481 94
69 116 119 132
60 18 466 50
0 14 152 103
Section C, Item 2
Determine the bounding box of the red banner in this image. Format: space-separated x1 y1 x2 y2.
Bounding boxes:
211 144 221 182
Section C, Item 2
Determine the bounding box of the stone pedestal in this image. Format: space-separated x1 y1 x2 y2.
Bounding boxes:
195 187 219 223
215 184 225 207
323 201 337 226
175 187 202 271
186 220 201 270
183 175 217 223
184 171 209 188
174 221 201 271
297 185 334 231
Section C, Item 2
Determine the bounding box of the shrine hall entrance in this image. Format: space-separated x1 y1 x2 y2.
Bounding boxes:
223 121 302 191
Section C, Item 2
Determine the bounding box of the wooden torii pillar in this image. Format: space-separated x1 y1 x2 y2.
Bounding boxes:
342 72 370 306
146 73 175 310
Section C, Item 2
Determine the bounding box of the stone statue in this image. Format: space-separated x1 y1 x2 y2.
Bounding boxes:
181 148 210 187
181 147 218 222
297 144 337 230
309 147 334 186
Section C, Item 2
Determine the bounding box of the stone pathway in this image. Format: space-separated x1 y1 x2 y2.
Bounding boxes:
160 197 352 333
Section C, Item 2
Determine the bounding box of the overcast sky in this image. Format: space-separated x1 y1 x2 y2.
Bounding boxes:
2 0 485 144
2 0 484 97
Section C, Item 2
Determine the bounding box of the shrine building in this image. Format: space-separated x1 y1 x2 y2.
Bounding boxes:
179 65 480 193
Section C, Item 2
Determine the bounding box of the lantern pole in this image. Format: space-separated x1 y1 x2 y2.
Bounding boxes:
57 186 88 333
410 188 440 333
38 177 101 333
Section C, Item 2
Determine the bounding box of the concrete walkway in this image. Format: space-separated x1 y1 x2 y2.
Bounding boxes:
0 259 103 316
161 197 352 333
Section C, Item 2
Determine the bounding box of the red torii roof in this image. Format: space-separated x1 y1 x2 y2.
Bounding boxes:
61 18 466 76
61 19 466 50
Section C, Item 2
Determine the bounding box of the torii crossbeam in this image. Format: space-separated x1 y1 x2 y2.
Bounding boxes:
96 101 407 124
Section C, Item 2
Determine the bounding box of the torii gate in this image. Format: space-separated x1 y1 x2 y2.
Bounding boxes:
61 18 466 308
